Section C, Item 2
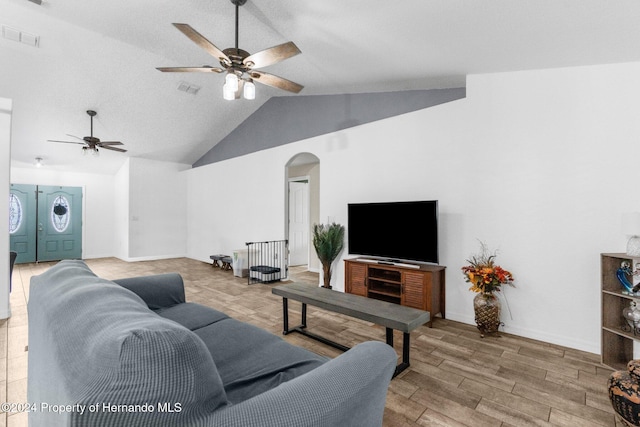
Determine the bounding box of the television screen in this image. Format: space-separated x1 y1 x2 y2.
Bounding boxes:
347 200 438 264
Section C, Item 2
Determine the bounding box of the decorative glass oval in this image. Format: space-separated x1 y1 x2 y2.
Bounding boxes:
9 194 22 234
51 195 70 232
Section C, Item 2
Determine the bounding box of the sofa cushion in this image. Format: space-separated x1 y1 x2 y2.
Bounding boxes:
156 302 229 330
113 272 186 310
28 260 230 426
194 317 327 404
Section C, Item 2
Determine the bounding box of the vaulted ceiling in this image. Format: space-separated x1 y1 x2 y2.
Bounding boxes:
4 0 640 174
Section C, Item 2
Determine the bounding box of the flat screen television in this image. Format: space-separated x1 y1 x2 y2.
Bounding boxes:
347 200 438 264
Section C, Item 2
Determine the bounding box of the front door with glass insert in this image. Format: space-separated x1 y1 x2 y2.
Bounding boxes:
9 184 37 264
36 185 82 262
9 184 82 263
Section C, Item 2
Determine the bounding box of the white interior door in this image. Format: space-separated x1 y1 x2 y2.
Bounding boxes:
288 179 309 266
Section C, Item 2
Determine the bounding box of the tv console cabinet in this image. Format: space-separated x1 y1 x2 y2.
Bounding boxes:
344 258 445 327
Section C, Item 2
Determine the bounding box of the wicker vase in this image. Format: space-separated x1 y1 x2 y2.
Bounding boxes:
473 293 501 337
609 359 640 426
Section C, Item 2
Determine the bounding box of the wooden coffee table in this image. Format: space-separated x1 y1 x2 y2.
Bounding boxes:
272 282 431 377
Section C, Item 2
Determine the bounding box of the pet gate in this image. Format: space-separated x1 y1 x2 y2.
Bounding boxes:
246 240 288 284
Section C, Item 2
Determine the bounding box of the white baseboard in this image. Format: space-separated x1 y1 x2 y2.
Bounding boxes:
445 311 599 354
117 254 188 262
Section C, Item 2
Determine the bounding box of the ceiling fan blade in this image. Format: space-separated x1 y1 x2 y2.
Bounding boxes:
156 66 224 73
100 145 127 153
48 139 86 145
98 141 124 146
243 41 301 69
65 134 84 141
250 71 303 93
172 23 230 64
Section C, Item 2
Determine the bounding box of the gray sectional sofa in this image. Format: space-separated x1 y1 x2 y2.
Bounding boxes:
27 260 397 426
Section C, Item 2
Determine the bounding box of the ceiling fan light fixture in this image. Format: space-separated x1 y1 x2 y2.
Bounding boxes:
157 0 302 100
82 146 99 156
49 110 126 154
223 83 235 100
243 79 255 100
225 72 239 92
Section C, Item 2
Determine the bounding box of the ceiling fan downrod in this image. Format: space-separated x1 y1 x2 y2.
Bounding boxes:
87 110 96 138
231 0 247 53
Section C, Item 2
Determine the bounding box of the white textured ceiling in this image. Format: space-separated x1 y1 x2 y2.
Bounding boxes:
3 0 640 174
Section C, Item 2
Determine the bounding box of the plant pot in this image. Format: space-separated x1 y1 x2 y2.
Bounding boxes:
473 293 501 337
322 264 332 289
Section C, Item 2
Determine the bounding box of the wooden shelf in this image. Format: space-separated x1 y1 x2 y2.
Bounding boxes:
345 258 446 327
368 292 401 304
601 253 640 370
368 288 400 298
602 325 640 342
368 279 400 296
602 289 640 299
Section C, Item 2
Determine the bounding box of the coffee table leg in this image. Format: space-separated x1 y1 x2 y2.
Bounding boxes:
402 332 410 366
301 303 307 329
386 328 393 347
280 299 349 352
282 297 290 334
391 332 411 378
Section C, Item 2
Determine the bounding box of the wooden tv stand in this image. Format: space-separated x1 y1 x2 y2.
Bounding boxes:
344 258 446 327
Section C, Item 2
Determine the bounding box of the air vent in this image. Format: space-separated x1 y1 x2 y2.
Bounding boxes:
28 0 43 5
2 25 39 47
176 81 200 95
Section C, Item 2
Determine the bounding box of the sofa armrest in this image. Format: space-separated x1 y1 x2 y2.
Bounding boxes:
112 273 186 310
205 341 397 427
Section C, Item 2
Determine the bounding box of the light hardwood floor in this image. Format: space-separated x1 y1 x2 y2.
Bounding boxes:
2 257 624 426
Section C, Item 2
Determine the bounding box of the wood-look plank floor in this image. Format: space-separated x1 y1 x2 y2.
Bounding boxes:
2 257 625 426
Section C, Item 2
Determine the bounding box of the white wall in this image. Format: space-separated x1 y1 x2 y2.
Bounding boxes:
187 151 288 263
10 166 116 259
114 159 130 260
186 61 640 353
1 98 12 319
127 158 190 260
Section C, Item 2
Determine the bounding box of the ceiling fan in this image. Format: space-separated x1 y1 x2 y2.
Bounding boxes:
157 0 303 100
47 110 127 154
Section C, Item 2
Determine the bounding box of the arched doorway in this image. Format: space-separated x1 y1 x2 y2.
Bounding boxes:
285 153 320 272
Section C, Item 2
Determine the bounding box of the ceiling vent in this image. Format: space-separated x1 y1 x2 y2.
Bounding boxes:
2 25 39 47
27 0 43 5
176 81 201 95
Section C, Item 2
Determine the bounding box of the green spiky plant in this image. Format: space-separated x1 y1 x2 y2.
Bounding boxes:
312 223 345 289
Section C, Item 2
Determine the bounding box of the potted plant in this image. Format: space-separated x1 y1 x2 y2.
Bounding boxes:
312 223 345 289
461 241 514 337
